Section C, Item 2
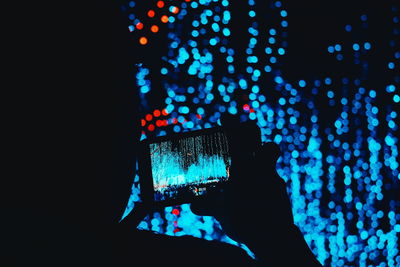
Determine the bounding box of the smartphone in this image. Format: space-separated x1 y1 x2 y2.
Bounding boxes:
138 126 232 207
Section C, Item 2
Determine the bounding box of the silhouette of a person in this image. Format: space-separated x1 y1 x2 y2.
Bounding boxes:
121 116 322 266
4 1 322 266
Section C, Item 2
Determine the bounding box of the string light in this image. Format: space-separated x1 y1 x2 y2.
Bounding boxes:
124 1 400 266
135 22 143 30
139 36 148 45
151 25 159 33
157 1 165 8
161 15 169 23
147 10 155 18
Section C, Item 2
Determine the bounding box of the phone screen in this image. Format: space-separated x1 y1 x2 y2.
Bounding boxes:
149 130 231 202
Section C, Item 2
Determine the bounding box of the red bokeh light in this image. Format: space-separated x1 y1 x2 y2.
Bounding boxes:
148 124 155 131
153 109 161 117
172 208 180 215
161 15 169 23
141 119 146 127
145 114 153 121
171 6 179 14
243 104 250 111
150 25 159 33
136 22 143 30
162 109 168 116
196 114 202 120
147 10 155 18
139 37 148 45
156 120 163 127
156 1 164 8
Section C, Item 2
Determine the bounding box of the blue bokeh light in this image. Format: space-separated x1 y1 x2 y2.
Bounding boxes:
123 1 400 266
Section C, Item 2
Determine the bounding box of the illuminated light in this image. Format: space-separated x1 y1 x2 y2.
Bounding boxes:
136 22 144 30
209 38 217 46
150 25 159 33
361 14 367 21
156 1 164 8
222 28 231 36
161 15 169 23
386 84 396 93
191 30 199 37
147 10 155 18
162 109 168 116
196 114 202 120
127 5 400 264
156 120 163 127
268 37 276 44
172 209 180 215
243 104 250 111
170 6 179 14
191 1 198 8
141 119 146 127
139 37 148 45
148 124 155 131
153 109 161 117
145 114 153 121
369 90 376 98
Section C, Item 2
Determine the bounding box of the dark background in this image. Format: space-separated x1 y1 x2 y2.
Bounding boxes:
4 0 399 266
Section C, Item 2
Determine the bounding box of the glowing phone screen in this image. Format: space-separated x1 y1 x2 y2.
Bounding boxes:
149 131 231 202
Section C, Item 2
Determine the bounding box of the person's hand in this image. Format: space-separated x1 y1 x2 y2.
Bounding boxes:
191 116 322 266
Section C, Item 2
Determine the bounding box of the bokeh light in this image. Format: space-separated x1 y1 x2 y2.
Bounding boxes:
123 1 400 266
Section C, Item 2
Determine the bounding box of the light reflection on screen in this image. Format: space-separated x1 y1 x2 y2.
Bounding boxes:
150 131 231 201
